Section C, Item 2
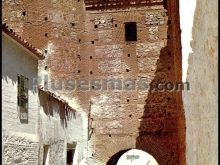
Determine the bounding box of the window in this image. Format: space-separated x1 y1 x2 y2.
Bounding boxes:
125 22 137 41
67 143 76 165
17 74 28 123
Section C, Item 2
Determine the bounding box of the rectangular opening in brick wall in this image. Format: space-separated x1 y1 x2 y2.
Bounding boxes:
125 22 137 42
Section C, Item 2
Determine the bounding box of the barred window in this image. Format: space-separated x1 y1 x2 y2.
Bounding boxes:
17 74 28 123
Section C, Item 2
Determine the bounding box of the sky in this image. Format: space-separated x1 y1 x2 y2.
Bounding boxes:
179 0 197 81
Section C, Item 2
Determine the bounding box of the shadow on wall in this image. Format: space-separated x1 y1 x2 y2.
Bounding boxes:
39 91 76 128
2 35 37 95
2 36 19 86
135 45 184 164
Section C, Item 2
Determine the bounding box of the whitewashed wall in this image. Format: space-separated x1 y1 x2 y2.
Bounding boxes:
38 93 88 165
2 33 40 164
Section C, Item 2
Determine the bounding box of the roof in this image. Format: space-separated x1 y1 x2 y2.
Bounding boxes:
84 0 164 10
38 86 75 112
2 23 45 60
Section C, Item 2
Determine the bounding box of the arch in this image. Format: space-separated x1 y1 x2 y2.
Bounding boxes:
106 149 131 165
117 149 159 165
107 149 159 165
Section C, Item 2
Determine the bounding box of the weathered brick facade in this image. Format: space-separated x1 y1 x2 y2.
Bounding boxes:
3 0 185 164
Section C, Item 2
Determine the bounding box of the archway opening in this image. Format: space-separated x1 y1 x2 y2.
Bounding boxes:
107 149 159 165
106 149 131 165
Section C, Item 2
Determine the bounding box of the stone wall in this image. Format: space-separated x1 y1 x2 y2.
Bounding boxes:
3 132 39 165
182 0 218 164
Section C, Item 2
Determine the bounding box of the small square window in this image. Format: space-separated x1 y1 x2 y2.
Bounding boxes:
125 22 137 42
22 11 26 16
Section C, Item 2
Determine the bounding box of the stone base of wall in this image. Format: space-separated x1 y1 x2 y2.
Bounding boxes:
2 131 39 165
